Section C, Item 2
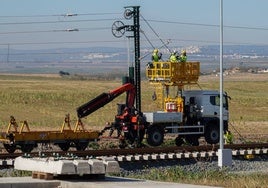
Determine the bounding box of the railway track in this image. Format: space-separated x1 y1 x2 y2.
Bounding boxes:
0 143 268 166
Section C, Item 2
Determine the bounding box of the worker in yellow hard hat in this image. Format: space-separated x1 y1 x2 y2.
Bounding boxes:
152 49 162 62
224 130 234 144
169 51 178 62
179 50 187 62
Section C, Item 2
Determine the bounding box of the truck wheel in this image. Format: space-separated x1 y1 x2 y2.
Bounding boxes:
205 126 219 144
58 142 70 151
175 136 184 146
75 141 89 151
20 143 35 153
185 136 199 146
4 144 16 153
119 139 127 149
146 126 164 146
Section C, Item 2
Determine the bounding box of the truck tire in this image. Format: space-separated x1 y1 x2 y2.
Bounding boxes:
74 141 89 151
175 136 184 146
4 144 16 153
20 143 35 153
185 135 199 146
146 126 164 146
205 126 219 144
57 142 70 151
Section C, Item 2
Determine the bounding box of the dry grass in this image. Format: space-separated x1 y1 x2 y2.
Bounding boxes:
0 73 267 140
0 73 268 186
126 167 268 188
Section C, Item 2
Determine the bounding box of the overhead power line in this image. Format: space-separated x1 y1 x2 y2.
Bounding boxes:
1 37 267 47
0 12 121 18
0 18 120 26
0 27 110 35
0 40 125 46
0 50 127 56
141 14 171 52
146 19 268 31
0 14 267 32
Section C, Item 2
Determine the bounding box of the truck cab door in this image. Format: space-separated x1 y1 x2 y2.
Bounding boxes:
209 95 229 121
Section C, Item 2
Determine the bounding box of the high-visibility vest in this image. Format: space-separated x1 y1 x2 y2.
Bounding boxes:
180 55 187 62
224 132 233 144
170 55 177 62
152 53 159 62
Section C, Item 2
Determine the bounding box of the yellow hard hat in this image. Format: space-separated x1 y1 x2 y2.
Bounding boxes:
153 49 158 53
182 50 186 55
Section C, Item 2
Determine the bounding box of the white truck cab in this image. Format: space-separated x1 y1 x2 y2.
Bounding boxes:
182 90 229 121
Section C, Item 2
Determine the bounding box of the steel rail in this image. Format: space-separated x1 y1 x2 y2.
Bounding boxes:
1 143 268 160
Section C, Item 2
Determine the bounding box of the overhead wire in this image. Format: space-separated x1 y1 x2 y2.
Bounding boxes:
0 27 110 35
0 12 268 48
0 12 121 18
0 37 266 48
4 12 268 61
0 40 124 46
140 29 155 49
146 19 268 31
0 12 267 31
0 18 120 26
0 50 127 56
139 17 268 46
140 14 171 53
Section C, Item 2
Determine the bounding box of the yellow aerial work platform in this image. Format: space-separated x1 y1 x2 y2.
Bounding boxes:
146 61 200 111
146 61 200 86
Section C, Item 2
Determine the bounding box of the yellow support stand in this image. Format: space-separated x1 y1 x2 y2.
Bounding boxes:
60 114 72 133
6 116 18 133
19 120 30 133
74 118 85 132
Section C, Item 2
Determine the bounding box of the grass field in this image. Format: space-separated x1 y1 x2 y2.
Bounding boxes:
0 72 267 186
0 72 267 140
122 166 268 188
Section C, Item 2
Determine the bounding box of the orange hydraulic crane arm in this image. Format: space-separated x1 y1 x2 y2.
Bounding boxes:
76 83 135 118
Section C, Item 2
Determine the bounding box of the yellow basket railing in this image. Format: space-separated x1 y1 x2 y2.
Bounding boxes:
146 61 200 85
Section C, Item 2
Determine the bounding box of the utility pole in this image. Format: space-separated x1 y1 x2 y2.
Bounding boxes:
218 0 232 168
112 6 141 112
132 6 141 112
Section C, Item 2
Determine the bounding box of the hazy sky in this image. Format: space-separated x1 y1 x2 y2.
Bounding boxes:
1 0 268 50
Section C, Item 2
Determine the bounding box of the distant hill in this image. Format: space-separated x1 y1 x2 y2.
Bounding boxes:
0 45 267 74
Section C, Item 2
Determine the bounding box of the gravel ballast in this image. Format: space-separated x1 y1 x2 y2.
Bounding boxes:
119 155 268 176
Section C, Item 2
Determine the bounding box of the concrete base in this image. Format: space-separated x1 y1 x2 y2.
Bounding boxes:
218 149 232 167
88 159 105 174
102 158 120 173
73 159 91 175
14 157 76 175
14 156 119 176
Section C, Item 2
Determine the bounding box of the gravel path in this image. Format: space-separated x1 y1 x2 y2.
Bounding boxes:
119 155 268 176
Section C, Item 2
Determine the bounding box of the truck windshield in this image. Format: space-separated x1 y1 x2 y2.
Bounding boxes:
210 95 228 110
